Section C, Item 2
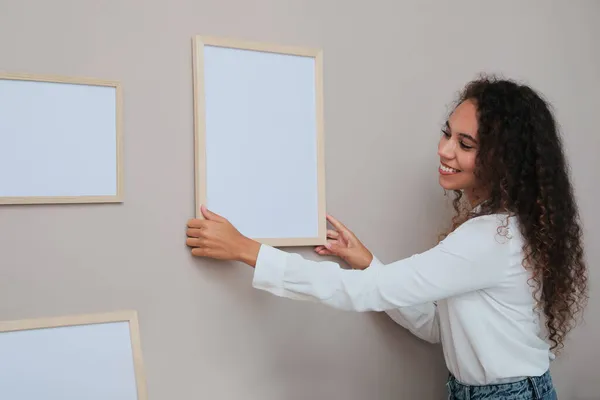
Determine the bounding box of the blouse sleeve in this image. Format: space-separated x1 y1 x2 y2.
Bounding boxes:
368 256 441 343
251 215 511 312
384 304 440 344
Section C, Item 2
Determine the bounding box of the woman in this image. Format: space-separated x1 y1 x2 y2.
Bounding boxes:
185 75 588 399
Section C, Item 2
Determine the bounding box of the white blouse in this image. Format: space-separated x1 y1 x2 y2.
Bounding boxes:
251 213 554 385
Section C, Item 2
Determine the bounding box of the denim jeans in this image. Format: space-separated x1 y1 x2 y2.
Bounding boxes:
446 370 557 400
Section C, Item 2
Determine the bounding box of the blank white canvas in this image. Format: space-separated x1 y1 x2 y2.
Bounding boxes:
203 45 319 239
0 79 118 197
0 321 138 400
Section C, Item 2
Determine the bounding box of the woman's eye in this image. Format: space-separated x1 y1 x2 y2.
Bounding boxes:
459 141 473 150
441 130 451 138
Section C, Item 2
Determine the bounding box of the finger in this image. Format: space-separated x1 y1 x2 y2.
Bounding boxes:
315 239 337 251
325 239 344 248
201 204 226 222
341 230 353 244
327 229 340 239
186 228 205 238
315 250 334 256
187 218 208 229
324 239 346 253
191 247 209 257
326 214 349 233
314 246 334 256
186 237 206 248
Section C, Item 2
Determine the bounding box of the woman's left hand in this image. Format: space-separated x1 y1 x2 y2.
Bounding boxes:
314 214 373 270
186 205 261 266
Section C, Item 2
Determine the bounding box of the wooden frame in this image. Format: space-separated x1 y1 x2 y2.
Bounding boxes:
0 309 147 399
191 35 327 247
0 72 123 205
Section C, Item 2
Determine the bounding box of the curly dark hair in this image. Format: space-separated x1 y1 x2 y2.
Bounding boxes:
442 74 588 354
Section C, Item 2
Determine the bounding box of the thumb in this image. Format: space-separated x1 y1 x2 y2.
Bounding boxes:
200 204 225 222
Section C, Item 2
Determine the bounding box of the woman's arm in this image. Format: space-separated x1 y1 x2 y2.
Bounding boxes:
187 206 509 312
250 210 509 310
370 256 440 344
385 304 440 344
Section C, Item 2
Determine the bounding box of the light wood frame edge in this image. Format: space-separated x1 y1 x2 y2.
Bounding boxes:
191 35 327 247
192 36 207 223
0 72 124 205
0 309 147 400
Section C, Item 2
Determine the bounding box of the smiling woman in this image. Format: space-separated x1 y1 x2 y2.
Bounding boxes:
185 74 587 400
437 99 480 198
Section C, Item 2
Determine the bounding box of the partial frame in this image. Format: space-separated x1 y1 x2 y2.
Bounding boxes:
191 35 327 247
0 72 124 205
0 309 147 399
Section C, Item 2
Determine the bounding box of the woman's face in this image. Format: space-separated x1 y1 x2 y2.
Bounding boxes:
437 99 480 199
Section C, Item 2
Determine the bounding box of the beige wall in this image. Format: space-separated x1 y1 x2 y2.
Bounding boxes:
1 1 598 398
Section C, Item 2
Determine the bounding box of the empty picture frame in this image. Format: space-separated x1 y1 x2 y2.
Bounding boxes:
0 72 123 205
192 36 327 247
0 310 147 400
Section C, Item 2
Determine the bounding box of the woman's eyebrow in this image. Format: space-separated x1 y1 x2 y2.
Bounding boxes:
459 133 478 143
446 121 478 143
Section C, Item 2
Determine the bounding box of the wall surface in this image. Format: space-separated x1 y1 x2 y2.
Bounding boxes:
1 0 598 399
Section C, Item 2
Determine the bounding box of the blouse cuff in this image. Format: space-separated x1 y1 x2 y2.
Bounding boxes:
252 244 288 294
369 255 385 269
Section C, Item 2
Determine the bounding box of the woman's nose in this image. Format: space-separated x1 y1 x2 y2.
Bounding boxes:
438 139 455 159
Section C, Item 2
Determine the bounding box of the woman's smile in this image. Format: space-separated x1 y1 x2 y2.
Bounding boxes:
439 162 461 175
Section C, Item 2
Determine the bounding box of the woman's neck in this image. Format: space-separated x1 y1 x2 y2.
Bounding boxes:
465 187 489 210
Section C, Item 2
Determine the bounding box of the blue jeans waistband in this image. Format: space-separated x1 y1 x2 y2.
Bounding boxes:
446 370 556 400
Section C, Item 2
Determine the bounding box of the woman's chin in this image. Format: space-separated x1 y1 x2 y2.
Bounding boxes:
439 176 463 191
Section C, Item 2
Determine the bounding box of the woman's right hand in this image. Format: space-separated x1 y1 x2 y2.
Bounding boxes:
314 215 374 270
